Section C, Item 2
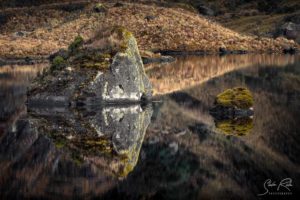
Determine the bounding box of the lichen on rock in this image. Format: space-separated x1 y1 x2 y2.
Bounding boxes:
210 87 254 127
215 87 254 109
27 26 152 106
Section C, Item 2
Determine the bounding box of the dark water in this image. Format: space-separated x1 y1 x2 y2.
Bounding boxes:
0 54 300 199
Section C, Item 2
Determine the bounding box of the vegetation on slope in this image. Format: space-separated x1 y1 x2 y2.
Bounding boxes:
0 1 298 57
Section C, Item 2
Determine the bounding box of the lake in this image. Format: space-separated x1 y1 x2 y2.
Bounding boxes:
0 54 299 199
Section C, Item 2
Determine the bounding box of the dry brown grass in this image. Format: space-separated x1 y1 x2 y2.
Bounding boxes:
0 2 298 57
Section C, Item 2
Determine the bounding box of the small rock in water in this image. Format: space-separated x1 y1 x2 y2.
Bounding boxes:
210 87 254 119
210 87 254 136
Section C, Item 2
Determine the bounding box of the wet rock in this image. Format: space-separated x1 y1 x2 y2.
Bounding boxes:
27 27 152 106
210 87 254 120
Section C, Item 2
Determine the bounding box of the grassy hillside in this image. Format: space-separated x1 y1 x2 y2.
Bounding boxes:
166 0 300 38
0 1 298 58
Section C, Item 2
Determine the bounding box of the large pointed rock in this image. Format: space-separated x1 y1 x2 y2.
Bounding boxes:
27 27 152 106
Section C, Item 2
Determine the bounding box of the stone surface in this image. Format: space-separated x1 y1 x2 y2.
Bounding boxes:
276 22 300 43
27 27 152 106
209 87 254 120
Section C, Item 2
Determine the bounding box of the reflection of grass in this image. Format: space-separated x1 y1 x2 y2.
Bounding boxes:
216 87 254 109
216 117 253 136
281 72 300 92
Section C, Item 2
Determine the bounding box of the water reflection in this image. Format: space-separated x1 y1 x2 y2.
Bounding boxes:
215 117 254 136
144 54 300 198
0 104 152 198
0 64 46 137
147 54 298 95
1 55 300 199
28 105 153 177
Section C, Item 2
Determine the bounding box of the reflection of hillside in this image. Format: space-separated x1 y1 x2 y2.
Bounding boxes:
0 64 47 86
147 54 299 95
143 60 300 198
0 64 46 123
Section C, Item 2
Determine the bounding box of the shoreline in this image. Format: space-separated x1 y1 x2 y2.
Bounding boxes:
1 50 299 67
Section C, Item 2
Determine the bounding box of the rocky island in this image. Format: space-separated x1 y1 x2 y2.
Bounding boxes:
27 26 152 106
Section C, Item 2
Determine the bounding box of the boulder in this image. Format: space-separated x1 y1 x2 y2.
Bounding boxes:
210 87 254 120
276 22 300 43
27 27 152 106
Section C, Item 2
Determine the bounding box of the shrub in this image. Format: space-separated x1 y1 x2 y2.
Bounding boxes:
51 55 66 71
68 35 84 53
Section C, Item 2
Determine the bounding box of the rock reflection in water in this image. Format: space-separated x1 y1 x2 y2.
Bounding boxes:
215 117 253 136
0 104 152 198
28 104 153 178
145 56 300 198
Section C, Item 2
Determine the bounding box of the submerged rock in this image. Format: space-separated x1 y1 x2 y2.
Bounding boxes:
210 87 254 120
27 27 152 106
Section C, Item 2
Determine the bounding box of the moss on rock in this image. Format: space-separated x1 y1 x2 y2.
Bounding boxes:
216 87 254 109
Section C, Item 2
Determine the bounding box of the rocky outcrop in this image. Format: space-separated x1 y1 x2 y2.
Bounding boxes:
209 87 254 120
27 27 152 106
276 22 300 44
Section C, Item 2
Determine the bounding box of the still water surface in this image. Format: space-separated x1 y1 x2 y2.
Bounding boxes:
0 54 299 199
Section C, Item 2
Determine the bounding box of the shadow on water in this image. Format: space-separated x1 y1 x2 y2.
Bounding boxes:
1 54 300 199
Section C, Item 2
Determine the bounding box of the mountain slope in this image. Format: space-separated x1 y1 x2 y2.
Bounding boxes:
0 1 298 58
